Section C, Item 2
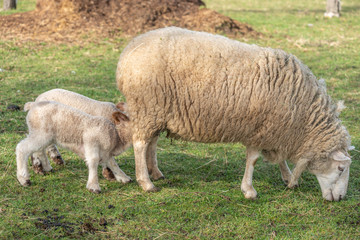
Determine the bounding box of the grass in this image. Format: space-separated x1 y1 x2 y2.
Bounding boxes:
0 0 359 239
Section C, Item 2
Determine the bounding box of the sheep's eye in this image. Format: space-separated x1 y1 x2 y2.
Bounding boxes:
338 166 345 172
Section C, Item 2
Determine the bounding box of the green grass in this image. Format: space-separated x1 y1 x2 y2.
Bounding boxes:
1 0 359 238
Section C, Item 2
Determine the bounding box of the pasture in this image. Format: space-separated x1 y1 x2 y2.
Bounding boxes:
0 0 359 238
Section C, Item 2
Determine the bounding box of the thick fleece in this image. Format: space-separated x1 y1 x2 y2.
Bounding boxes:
116 27 352 199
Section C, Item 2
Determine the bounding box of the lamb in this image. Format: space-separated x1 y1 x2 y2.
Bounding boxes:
29 89 126 180
16 101 132 193
115 27 353 201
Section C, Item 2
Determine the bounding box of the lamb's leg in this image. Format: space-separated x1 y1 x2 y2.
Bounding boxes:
146 136 164 180
84 146 101 193
241 147 260 199
46 145 64 165
16 135 49 186
32 150 53 174
102 167 116 181
133 139 159 192
279 160 292 185
105 157 132 184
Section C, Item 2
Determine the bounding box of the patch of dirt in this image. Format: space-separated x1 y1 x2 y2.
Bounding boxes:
0 0 260 44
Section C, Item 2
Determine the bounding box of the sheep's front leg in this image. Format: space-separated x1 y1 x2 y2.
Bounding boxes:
241 147 260 199
84 147 101 193
146 136 164 180
279 160 293 185
46 145 64 165
134 140 159 192
106 157 132 184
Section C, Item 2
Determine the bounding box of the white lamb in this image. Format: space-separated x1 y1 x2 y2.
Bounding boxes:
30 88 126 180
16 101 132 193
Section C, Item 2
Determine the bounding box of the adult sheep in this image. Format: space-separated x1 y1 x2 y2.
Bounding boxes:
116 27 353 201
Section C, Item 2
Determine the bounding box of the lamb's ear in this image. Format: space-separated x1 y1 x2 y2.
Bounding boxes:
112 111 129 123
331 151 351 161
116 102 127 112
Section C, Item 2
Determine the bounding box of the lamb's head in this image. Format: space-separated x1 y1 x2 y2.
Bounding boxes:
112 109 132 144
310 148 353 201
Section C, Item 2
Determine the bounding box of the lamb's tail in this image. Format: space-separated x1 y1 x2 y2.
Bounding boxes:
24 102 35 112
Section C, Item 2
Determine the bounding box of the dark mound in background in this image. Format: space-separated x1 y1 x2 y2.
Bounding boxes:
0 0 260 43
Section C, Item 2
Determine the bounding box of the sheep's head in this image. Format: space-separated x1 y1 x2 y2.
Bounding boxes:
310 148 353 201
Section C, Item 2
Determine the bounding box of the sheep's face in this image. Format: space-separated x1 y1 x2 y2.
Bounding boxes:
311 150 351 201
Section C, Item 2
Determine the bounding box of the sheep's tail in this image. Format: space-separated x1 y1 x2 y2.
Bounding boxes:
24 102 35 112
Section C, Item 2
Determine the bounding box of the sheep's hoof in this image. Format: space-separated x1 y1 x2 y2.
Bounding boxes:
89 189 101 194
102 167 116 181
153 175 165 181
145 186 161 193
121 177 132 184
287 181 299 189
241 186 257 200
53 156 65 165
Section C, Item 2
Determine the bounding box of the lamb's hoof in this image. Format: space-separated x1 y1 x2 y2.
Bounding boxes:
102 167 116 181
33 165 45 175
89 189 101 194
53 156 64 165
22 180 32 186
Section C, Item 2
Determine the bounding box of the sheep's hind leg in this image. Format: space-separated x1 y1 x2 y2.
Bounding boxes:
46 145 64 165
146 136 164 180
279 160 295 186
105 157 132 184
241 147 260 199
134 139 159 192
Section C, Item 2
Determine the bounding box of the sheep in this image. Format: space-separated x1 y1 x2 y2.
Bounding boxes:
16 101 132 193
29 88 126 180
115 27 354 201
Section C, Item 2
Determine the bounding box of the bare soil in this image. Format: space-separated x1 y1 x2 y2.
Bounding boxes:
0 0 260 43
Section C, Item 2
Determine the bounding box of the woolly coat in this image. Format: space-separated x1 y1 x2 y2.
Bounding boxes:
116 27 350 171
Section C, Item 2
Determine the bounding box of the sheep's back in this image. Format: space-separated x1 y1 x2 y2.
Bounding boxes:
116 27 322 152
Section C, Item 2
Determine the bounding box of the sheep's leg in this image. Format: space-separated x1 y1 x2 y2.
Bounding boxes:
46 145 64 165
287 159 308 188
84 146 101 193
241 147 260 199
279 160 292 185
146 136 164 180
32 150 53 174
105 157 132 184
133 139 159 192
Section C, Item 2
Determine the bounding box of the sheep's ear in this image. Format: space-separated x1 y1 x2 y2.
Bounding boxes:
112 111 129 123
331 151 351 161
116 102 126 112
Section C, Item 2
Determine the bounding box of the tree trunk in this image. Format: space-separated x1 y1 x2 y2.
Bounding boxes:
324 0 341 18
3 0 17 10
